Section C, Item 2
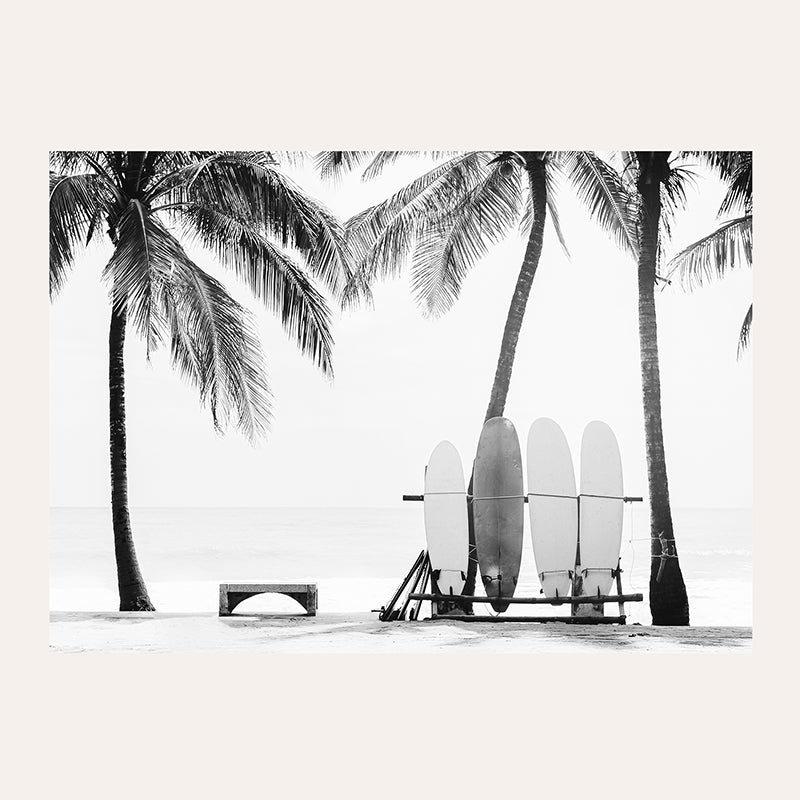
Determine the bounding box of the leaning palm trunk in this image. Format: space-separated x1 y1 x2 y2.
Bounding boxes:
109 305 155 611
636 154 689 625
460 155 548 607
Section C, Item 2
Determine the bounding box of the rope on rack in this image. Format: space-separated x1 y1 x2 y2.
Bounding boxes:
472 495 526 501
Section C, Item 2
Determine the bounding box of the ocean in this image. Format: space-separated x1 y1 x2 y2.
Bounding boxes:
49 506 752 626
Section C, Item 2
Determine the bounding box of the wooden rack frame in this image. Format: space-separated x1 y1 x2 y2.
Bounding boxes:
376 550 643 624
410 565 642 624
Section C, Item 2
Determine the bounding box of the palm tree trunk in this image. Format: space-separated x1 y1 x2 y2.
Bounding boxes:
636 152 689 626
109 304 155 611
483 158 548 421
461 155 548 606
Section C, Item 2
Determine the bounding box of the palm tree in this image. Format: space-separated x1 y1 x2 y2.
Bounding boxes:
584 151 751 624
630 152 691 624
665 152 752 357
574 151 708 624
317 150 632 607
50 151 351 611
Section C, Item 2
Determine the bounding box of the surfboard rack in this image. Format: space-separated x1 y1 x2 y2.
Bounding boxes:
377 551 643 624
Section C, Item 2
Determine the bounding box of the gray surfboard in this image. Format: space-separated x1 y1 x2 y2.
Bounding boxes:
473 417 524 612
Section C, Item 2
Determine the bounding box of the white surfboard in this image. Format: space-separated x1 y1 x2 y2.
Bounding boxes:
424 441 469 596
579 420 624 597
526 418 578 598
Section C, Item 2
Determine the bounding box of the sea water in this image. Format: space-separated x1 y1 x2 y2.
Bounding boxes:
50 506 752 626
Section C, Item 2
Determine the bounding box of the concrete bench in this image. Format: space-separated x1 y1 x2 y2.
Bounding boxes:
219 583 317 616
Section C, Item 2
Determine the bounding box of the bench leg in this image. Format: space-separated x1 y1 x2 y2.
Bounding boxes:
306 586 317 616
219 585 230 616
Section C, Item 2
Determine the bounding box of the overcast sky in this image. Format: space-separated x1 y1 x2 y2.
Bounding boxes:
49 154 752 509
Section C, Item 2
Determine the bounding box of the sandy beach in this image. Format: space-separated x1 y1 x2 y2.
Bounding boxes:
49 611 751 653
49 506 752 652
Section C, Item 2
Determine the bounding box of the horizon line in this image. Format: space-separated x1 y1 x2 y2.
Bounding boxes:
50 504 755 512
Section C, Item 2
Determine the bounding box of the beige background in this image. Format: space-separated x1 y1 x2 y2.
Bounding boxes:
3 1 794 797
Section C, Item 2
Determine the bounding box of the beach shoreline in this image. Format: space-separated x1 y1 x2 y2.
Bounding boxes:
49 611 752 653
49 506 753 630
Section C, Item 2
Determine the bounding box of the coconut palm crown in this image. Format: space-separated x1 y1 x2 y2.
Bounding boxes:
318 150 636 404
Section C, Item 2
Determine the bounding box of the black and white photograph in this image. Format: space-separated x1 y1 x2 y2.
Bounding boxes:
49 149 752 652
6 4 797 797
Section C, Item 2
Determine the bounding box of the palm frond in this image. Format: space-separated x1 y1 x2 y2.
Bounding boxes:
720 152 752 216
161 253 272 440
613 151 640 192
544 161 570 259
680 151 752 216
161 153 316 249
155 153 353 298
103 199 181 355
361 151 420 181
340 269 375 311
665 216 752 290
301 202 354 300
150 154 296 234
563 152 638 258
683 151 742 181
144 153 225 204
659 164 697 246
49 171 105 298
346 152 489 282
274 151 310 168
178 204 335 376
207 155 351 295
409 160 523 316
50 151 104 175
99 151 127 185
77 153 126 204
738 303 752 359
165 292 204 397
518 190 532 237
314 151 374 183
360 151 457 182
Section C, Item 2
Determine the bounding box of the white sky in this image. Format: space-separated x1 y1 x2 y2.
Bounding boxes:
49 155 752 509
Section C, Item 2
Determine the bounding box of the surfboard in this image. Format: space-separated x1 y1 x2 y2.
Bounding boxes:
473 417 524 612
526 418 578 598
423 441 469 597
579 420 624 597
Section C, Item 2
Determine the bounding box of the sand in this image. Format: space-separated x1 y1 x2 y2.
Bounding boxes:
49 611 752 653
